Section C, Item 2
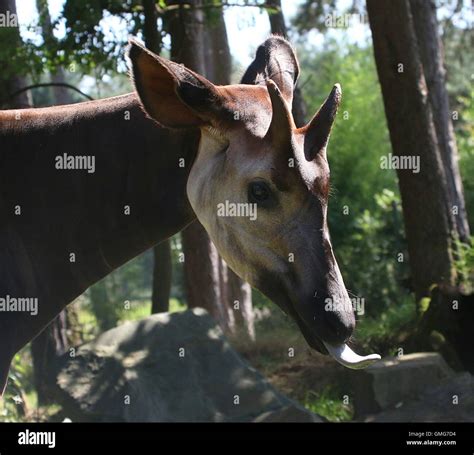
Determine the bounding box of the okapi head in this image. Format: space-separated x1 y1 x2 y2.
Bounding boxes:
129 37 380 369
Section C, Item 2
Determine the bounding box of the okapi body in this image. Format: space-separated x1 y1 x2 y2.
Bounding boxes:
0 93 199 393
0 37 379 395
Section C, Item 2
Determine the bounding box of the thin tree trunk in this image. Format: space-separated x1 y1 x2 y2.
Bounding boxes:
142 0 172 314
166 0 227 326
227 268 255 340
0 0 32 108
410 0 470 243
266 0 307 127
30 312 68 404
143 0 161 55
181 221 225 324
36 0 73 106
151 241 172 313
202 4 255 339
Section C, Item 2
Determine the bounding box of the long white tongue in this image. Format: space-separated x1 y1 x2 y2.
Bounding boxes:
323 342 381 369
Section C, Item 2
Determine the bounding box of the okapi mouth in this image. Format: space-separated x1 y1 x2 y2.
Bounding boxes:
283 299 381 370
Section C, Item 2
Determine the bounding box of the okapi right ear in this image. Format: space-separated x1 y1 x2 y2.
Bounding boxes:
241 36 299 108
128 39 221 128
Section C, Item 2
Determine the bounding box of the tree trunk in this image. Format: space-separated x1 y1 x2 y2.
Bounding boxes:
227 268 255 340
367 0 456 300
143 0 161 55
202 4 255 340
166 0 226 326
142 0 172 314
0 0 32 108
30 312 68 404
203 7 232 84
266 0 307 127
89 280 116 331
151 241 172 313
367 0 470 369
410 0 470 243
36 0 73 106
181 221 227 326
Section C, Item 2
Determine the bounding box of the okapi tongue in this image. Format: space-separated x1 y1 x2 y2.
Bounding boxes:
323 342 381 370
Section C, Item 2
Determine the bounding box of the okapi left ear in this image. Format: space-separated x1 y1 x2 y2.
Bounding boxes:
128 39 224 128
302 84 342 161
241 36 299 108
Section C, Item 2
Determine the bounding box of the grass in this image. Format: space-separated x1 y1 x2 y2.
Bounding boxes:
303 388 353 422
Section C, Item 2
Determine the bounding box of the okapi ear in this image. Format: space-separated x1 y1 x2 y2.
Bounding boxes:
241 35 299 107
302 84 342 161
128 39 221 128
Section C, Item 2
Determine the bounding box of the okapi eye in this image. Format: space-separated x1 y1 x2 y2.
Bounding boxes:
248 181 271 204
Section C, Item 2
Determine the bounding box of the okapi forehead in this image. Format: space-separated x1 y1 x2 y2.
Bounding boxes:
214 84 330 202
218 85 273 137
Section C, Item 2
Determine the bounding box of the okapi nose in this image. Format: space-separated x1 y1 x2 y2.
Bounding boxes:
316 305 355 345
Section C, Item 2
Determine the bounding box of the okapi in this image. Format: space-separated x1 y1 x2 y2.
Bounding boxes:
0 37 380 395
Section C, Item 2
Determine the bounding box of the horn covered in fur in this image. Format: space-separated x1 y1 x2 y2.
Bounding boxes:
265 79 295 150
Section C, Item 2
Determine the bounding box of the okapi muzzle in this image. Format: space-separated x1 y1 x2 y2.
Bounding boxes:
130 37 380 369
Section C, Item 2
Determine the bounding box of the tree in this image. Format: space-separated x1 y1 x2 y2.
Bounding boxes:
202 3 255 339
0 0 32 108
367 0 472 369
151 240 172 313
266 0 307 127
410 0 470 244
140 0 173 314
165 0 230 329
165 0 255 337
367 0 457 300
143 0 161 55
36 0 73 105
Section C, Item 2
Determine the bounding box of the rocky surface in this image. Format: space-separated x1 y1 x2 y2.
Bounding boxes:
55 309 322 422
351 352 454 417
349 352 473 422
364 373 474 422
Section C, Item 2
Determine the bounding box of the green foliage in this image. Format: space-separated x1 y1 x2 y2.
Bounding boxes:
454 236 474 293
355 295 417 353
86 234 185 331
57 0 145 75
0 350 34 422
303 387 353 422
456 90 474 230
338 189 411 317
291 0 338 35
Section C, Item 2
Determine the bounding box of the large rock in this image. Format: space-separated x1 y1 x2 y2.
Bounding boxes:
366 373 474 422
55 309 322 422
352 352 454 417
